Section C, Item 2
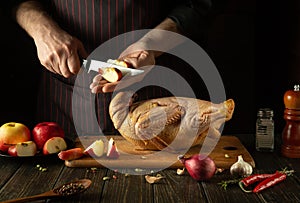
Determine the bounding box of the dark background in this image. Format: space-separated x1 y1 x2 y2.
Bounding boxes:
0 0 298 136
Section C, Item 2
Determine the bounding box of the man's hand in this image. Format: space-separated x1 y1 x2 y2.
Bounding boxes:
15 1 88 78
90 48 155 93
34 29 87 78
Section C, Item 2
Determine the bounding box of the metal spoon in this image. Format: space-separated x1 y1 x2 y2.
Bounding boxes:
1 179 92 203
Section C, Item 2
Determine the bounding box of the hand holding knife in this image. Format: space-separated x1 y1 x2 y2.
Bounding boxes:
82 59 144 76
85 59 148 93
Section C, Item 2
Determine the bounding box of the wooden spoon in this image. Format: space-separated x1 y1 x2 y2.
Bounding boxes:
1 179 92 203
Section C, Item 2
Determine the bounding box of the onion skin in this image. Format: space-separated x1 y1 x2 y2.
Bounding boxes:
178 154 216 181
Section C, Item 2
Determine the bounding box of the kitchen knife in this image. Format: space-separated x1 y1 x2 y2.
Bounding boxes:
82 59 144 76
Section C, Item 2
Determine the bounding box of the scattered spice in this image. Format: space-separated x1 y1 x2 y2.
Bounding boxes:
215 168 225 174
54 182 85 196
91 168 98 173
135 168 145 172
102 176 111 181
36 164 47 172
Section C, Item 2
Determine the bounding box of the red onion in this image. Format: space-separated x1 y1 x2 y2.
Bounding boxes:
178 154 216 181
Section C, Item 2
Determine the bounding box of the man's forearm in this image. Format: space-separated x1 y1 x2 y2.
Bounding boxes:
138 17 185 57
14 0 60 39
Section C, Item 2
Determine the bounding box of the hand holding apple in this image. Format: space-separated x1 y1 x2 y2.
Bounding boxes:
32 122 65 150
0 122 31 152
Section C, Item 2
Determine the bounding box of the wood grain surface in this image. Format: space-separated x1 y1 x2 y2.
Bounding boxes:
65 135 255 169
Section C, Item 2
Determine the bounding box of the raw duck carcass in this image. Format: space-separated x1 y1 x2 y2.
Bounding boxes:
109 91 235 151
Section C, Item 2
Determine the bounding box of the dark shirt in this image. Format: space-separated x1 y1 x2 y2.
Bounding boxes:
34 0 213 138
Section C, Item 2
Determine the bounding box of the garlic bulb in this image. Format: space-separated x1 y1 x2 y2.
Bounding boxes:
230 155 253 176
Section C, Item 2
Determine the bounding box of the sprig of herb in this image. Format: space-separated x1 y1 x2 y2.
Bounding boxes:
218 178 242 190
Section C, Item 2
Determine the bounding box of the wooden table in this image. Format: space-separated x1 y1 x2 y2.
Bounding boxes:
0 134 300 203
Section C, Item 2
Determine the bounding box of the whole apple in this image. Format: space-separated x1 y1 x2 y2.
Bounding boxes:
0 122 31 152
32 122 65 150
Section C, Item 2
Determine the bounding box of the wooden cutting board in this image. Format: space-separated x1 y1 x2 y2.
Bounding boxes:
65 135 255 169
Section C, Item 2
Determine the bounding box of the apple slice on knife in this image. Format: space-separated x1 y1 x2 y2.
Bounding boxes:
100 67 123 83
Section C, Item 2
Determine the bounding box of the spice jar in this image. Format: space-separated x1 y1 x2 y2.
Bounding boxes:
281 85 300 158
256 108 274 152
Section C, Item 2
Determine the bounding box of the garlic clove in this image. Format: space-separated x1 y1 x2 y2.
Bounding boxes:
177 168 185 175
145 175 165 184
230 155 253 177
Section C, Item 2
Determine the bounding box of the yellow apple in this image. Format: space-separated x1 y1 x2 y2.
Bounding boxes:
0 122 31 152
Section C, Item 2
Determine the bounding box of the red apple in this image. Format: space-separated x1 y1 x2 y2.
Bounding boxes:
84 139 104 157
100 67 123 83
43 137 67 155
32 122 65 150
8 141 37 157
0 122 31 152
106 138 120 159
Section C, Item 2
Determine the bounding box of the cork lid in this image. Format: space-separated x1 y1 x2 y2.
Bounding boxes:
284 85 300 110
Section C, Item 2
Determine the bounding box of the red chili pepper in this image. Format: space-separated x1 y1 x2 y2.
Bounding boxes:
239 172 277 193
238 168 294 193
240 173 276 187
252 171 287 193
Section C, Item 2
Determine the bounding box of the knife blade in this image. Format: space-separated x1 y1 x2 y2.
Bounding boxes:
82 59 144 76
